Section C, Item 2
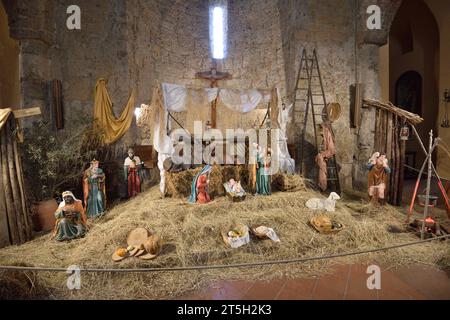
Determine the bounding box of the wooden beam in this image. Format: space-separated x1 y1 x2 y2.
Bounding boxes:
12 107 41 119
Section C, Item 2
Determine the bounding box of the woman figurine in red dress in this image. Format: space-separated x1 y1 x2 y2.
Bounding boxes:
189 165 212 204
127 160 141 198
196 174 211 204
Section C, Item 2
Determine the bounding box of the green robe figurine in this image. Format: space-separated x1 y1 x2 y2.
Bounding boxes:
83 160 106 218
52 191 87 241
256 150 271 196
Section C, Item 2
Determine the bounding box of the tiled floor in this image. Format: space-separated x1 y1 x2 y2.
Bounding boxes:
176 263 450 300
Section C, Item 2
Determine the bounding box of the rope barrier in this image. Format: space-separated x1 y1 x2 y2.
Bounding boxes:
0 234 448 273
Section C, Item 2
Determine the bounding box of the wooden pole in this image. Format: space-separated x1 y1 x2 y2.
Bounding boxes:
13 134 31 240
0 129 10 247
1 121 19 244
398 121 406 206
374 109 380 151
387 114 394 203
393 115 400 205
421 130 433 240
6 118 25 243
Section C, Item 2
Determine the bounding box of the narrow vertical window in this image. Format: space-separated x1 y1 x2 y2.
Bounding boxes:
209 1 228 59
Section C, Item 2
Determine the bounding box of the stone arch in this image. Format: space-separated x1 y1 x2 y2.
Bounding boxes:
395 70 422 116
389 0 440 173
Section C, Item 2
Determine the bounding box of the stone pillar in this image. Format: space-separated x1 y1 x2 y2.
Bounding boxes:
2 0 54 126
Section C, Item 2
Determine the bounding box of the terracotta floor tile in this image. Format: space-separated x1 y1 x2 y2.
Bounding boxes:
311 264 351 300
377 268 427 300
242 279 286 300
199 280 254 300
275 278 317 300
393 266 450 300
176 264 450 300
345 264 379 300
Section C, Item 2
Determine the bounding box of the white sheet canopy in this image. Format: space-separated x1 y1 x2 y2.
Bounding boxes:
161 83 271 114
142 83 295 193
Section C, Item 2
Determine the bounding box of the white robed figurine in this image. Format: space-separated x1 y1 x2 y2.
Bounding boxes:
276 103 295 174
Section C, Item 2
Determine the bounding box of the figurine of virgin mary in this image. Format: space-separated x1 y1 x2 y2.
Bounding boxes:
83 159 106 218
188 165 212 204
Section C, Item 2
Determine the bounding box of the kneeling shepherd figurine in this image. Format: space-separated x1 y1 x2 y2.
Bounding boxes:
52 191 87 241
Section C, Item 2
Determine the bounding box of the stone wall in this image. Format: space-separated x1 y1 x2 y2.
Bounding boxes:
278 0 399 190
2 0 403 190
154 0 286 91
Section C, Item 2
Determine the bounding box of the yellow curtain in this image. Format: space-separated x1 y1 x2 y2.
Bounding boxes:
93 78 136 144
0 108 12 130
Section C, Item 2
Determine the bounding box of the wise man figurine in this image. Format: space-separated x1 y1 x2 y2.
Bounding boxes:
124 148 143 198
367 152 391 205
83 159 106 218
52 191 87 241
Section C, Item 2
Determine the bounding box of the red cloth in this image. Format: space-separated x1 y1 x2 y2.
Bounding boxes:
196 175 211 204
315 122 336 191
127 168 141 198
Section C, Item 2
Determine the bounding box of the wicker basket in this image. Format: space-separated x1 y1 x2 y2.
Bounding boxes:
221 224 250 248
226 192 246 202
310 215 344 234
250 225 270 239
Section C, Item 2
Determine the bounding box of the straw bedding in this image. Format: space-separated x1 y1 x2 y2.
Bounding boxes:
0 176 448 299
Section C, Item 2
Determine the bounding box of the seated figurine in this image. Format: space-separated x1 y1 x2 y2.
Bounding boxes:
52 191 87 241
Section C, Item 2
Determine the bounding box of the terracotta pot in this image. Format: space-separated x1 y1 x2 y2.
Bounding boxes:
32 199 58 232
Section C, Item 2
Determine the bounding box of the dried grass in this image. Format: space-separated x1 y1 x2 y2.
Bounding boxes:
0 177 448 300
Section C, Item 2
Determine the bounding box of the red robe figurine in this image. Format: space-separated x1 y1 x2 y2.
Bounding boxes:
127 162 141 198
196 174 211 204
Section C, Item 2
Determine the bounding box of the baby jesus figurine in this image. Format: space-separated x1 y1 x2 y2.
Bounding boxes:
229 179 244 195
367 152 391 206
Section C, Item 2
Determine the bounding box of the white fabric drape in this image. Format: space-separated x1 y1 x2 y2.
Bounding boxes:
162 83 188 112
152 83 291 191
277 103 295 174
161 83 267 114
218 89 262 113
206 88 219 103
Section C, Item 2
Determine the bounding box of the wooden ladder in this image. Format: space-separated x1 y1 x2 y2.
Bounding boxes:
292 48 341 193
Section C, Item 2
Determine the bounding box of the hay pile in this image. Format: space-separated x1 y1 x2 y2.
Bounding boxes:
0 181 448 300
0 266 50 300
272 173 308 192
165 165 250 198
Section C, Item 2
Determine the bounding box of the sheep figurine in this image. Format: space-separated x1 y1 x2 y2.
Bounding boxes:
305 192 341 212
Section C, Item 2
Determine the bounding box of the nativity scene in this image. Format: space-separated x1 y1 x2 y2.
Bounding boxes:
0 0 449 301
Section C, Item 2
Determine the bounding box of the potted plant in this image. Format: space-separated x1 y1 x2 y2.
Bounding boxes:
20 117 104 232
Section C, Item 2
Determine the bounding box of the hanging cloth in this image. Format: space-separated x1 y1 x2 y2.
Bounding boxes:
93 78 136 144
218 88 263 113
316 122 336 191
0 108 12 130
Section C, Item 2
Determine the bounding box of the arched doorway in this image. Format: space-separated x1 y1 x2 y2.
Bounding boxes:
0 2 20 108
395 71 422 116
389 0 440 203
